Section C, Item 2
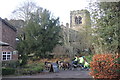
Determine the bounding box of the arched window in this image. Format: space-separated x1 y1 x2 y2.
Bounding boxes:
75 16 78 24
75 16 82 24
78 16 82 24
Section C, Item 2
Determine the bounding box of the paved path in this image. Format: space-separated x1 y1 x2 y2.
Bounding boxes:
3 70 92 78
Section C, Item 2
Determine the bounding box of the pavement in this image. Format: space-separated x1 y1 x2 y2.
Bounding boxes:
2 69 92 78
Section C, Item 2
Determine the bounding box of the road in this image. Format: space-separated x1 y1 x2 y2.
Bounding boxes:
3 69 92 78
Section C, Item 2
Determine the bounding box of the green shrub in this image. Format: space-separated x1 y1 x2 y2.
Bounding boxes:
85 54 93 63
2 60 19 68
20 68 34 75
21 66 43 75
2 68 15 75
19 63 44 75
19 54 28 66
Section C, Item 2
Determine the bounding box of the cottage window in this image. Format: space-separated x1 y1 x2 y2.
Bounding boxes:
2 52 12 60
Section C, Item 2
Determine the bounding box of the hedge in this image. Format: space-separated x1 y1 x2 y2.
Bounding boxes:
2 60 19 68
2 68 15 75
89 54 120 79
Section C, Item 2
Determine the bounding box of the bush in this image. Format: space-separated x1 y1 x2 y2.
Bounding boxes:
19 63 44 75
89 54 120 79
2 60 19 68
2 68 15 75
85 54 93 63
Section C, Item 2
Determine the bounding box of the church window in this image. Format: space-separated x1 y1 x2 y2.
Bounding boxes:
75 16 82 24
75 16 78 24
78 16 82 24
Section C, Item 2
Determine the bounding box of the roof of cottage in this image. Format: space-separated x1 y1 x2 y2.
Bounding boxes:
0 17 17 32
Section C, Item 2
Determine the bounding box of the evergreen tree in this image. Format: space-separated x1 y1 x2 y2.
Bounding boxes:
89 2 120 54
16 6 62 65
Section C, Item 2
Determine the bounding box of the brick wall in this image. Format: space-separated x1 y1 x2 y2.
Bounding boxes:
0 19 18 60
0 20 2 60
2 22 16 51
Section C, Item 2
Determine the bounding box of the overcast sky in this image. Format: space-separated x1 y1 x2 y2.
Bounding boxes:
0 0 90 25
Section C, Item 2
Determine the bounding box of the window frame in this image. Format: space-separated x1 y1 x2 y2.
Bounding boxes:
2 51 12 61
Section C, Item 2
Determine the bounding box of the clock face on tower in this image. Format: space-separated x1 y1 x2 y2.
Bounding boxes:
75 16 82 25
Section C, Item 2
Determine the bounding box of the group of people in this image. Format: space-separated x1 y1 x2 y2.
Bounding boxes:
44 55 90 72
72 55 90 70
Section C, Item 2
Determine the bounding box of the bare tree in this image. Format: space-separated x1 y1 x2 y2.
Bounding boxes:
12 1 40 21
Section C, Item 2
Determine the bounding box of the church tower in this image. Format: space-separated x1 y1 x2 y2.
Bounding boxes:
70 10 90 31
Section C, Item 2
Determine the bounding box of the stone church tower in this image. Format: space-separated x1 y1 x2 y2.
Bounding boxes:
70 10 90 31
69 10 91 55
53 9 91 56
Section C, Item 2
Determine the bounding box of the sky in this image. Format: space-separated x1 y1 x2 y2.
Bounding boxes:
0 0 90 25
